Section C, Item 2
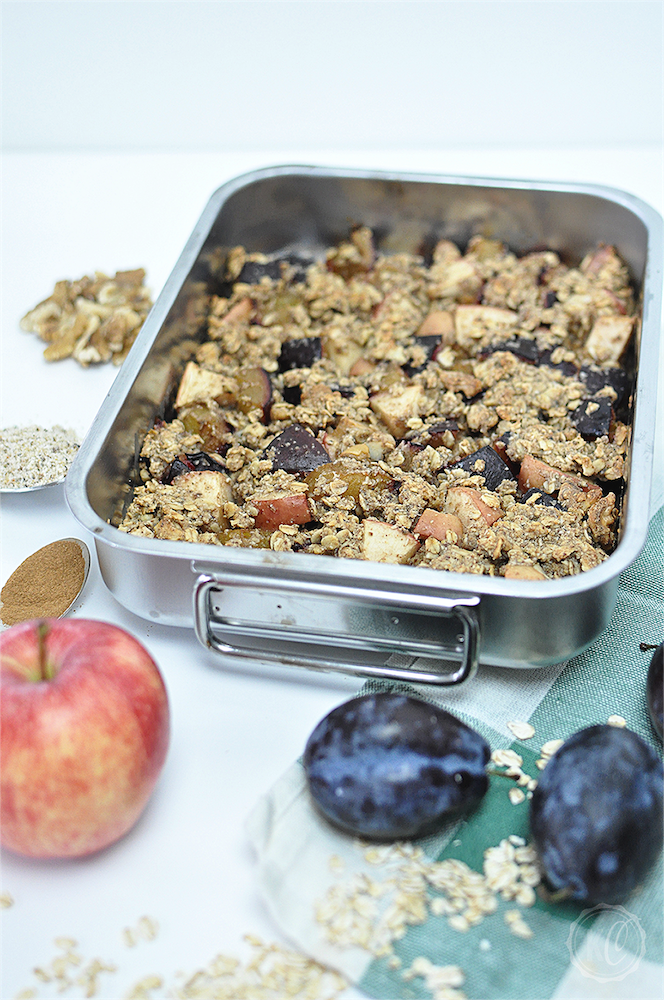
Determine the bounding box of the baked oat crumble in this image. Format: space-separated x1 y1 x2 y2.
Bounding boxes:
119 230 636 580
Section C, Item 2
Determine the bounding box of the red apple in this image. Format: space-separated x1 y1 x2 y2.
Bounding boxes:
0 618 170 859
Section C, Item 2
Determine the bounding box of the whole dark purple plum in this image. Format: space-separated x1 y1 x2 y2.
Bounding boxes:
647 643 663 741
530 725 663 904
303 693 490 840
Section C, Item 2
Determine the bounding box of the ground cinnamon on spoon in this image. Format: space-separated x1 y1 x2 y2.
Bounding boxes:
0 539 86 626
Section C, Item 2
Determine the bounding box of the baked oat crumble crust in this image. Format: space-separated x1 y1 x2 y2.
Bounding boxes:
119 232 635 580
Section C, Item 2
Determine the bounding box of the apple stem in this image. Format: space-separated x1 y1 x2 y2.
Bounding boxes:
37 620 53 680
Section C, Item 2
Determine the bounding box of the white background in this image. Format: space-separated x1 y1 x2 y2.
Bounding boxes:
1 4 663 1000
3 1 663 153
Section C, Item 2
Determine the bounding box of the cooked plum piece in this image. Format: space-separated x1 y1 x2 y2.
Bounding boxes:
236 254 313 284
452 446 516 490
263 423 330 474
538 349 579 378
162 451 226 483
484 337 541 364
404 334 442 374
519 487 564 509
570 397 613 438
278 336 323 372
579 365 630 407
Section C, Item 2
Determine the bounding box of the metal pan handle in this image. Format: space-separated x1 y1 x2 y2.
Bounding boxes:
192 570 480 685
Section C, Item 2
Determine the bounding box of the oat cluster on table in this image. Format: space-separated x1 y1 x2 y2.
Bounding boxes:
20 269 152 366
119 229 636 580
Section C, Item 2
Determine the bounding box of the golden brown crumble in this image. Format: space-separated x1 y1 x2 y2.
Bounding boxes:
119 232 635 580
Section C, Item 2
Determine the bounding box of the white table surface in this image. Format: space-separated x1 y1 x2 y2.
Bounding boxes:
1 147 662 1000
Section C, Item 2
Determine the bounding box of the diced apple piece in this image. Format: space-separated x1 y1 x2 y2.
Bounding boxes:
173 470 233 527
417 310 455 341
453 305 518 350
584 315 634 364
236 366 272 422
361 519 420 564
348 357 376 377
519 455 586 493
414 509 464 542
504 564 547 580
370 383 425 438
322 334 364 375
175 362 235 409
518 455 603 511
444 486 503 528
223 297 253 324
518 455 561 493
253 492 311 531
580 245 618 276
429 259 482 301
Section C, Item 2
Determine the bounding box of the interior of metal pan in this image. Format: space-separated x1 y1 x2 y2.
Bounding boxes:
73 168 658 569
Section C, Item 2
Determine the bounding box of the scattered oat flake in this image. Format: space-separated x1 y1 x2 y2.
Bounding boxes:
509 787 526 805
504 910 534 939
123 927 138 948
403 957 466 1000
607 714 627 727
54 936 78 950
507 721 536 740
0 890 14 908
540 738 564 757
137 916 159 941
124 974 164 999
491 748 523 769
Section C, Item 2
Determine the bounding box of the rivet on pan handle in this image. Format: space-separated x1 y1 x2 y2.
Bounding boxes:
192 572 480 686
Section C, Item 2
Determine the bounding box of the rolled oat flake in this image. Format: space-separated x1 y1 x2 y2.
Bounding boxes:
0 425 79 490
1 539 86 626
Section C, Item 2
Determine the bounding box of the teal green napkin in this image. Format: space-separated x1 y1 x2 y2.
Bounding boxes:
247 508 663 1000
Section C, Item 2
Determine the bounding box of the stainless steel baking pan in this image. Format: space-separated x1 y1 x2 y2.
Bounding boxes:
66 165 663 684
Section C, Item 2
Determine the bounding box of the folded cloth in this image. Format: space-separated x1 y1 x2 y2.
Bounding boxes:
247 508 663 1000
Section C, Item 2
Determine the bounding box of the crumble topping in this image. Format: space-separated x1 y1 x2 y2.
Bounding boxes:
119 230 635 580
